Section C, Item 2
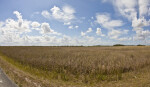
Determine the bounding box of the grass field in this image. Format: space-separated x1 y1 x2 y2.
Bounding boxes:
0 46 150 87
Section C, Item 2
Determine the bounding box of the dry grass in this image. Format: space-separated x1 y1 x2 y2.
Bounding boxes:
0 46 150 85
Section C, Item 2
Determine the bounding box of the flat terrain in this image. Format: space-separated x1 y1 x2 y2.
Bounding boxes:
0 46 150 87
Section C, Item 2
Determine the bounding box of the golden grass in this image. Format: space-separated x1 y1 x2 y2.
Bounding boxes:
0 46 150 85
0 52 87 87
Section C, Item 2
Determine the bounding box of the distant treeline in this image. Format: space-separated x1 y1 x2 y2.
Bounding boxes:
113 44 146 46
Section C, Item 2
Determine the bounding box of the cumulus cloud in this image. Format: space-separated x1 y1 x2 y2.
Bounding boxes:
112 0 137 20
0 11 63 45
104 0 150 41
95 13 129 40
41 10 51 19
41 5 76 29
138 0 150 17
108 29 129 40
81 32 86 36
41 5 76 25
0 11 110 46
87 28 92 33
14 11 24 28
3 11 31 33
81 28 93 36
96 13 123 29
133 28 150 40
111 0 150 27
31 22 40 28
0 11 31 44
65 22 79 29
41 22 53 34
132 17 150 28
68 25 79 29
50 5 75 22
96 28 105 36
13 11 23 20
40 22 61 35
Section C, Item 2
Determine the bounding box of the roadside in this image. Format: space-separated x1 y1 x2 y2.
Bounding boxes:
0 54 86 87
0 55 45 87
0 68 18 87
0 53 150 87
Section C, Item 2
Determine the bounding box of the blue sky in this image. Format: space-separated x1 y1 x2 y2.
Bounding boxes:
0 0 150 46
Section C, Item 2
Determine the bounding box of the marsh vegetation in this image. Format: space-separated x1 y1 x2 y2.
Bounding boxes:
0 46 150 85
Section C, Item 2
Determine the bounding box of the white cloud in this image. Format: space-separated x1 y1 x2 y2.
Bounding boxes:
61 35 71 43
87 28 92 33
108 29 129 40
81 28 93 36
43 35 56 42
133 28 150 40
64 22 71 25
3 11 31 33
50 5 75 22
41 10 51 19
81 32 86 36
75 26 79 29
68 25 73 29
0 11 64 46
111 0 150 24
13 11 22 20
85 36 95 42
0 11 107 46
95 13 128 40
41 22 53 34
132 17 150 28
41 5 76 29
108 29 121 39
96 28 105 36
118 37 132 41
112 0 137 20
104 0 150 41
68 25 79 29
31 22 40 28
13 11 23 28
138 0 150 17
40 23 61 35
96 13 123 29
0 22 4 27
0 11 33 45
63 6 75 14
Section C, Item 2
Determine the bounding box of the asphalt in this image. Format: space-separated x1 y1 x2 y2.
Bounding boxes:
0 68 18 87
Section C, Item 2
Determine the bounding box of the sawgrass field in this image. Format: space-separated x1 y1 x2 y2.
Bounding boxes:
0 46 150 87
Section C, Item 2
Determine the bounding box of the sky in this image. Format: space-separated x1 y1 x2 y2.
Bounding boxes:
0 0 150 46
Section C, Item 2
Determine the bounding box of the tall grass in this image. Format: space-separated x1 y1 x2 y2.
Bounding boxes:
0 46 150 83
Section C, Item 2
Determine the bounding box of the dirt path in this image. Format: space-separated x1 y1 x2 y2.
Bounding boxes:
0 68 18 87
